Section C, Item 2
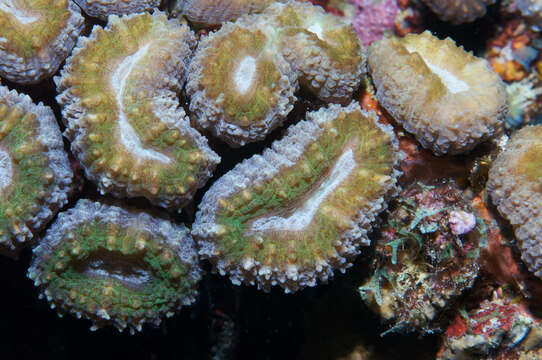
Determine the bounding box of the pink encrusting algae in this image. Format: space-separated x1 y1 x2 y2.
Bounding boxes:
350 0 399 46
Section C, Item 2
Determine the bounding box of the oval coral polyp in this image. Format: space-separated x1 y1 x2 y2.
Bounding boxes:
193 102 401 293
0 85 73 255
487 125 542 279
28 199 202 333
56 12 220 209
368 31 508 155
0 0 84 84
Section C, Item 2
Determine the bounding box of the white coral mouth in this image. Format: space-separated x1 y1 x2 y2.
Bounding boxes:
0 149 12 192
111 43 171 164
249 148 356 233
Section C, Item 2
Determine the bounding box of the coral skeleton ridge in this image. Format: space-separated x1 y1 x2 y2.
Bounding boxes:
368 31 508 155
28 199 202 333
0 85 73 255
488 125 542 279
193 102 400 293
56 12 220 209
0 0 84 84
73 0 160 20
187 0 364 146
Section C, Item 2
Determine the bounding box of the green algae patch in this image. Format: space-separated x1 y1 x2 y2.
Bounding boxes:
56 12 219 209
28 199 202 333
194 102 401 293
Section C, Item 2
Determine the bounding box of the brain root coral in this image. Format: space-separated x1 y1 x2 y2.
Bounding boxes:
0 0 84 84
0 85 73 255
186 0 365 147
193 102 401 293
368 31 508 156
73 0 160 20
28 199 202 333
487 125 542 279
56 12 220 209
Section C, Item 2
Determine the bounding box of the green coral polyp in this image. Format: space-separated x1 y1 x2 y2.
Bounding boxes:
0 86 73 255
56 12 220 209
0 0 84 84
28 199 202 333
193 102 400 293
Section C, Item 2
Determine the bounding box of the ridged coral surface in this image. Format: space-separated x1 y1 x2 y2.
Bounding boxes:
28 199 202 333
368 31 508 155
0 0 84 84
56 12 220 209
174 0 274 26
187 0 365 146
487 125 542 279
186 20 297 147
422 0 495 24
73 0 160 20
0 85 73 255
193 102 401 293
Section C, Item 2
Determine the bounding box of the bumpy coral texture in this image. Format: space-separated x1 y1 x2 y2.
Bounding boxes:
422 0 495 24
174 0 275 26
260 1 365 103
193 102 401 293
487 125 542 279
56 12 220 209
187 0 365 146
73 0 160 20
28 199 202 333
0 0 84 84
368 31 508 155
0 85 73 255
186 20 297 147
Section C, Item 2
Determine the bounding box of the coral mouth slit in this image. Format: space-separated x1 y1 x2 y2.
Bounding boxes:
194 102 401 292
0 149 12 191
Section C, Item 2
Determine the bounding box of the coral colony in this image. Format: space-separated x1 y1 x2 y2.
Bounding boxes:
0 0 542 357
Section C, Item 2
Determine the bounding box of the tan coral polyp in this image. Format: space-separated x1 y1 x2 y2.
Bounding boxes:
368 31 507 155
488 125 542 279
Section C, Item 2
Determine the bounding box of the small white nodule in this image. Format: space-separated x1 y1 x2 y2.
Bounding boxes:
0 149 13 192
234 56 257 95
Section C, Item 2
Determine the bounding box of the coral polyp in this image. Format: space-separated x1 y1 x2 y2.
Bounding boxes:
186 21 297 147
0 86 73 255
0 0 84 84
487 125 542 279
358 181 484 334
421 0 495 24
193 102 400 293
187 0 364 146
368 31 508 155
28 199 202 333
172 0 274 26
265 1 365 103
73 0 160 20
56 12 220 209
